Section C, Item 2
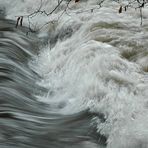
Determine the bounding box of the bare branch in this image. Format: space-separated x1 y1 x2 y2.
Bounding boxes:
15 0 148 33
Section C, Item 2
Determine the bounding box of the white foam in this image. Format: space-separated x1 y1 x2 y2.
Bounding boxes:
2 0 148 147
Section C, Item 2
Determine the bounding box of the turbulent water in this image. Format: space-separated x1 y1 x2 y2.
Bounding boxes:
0 0 148 148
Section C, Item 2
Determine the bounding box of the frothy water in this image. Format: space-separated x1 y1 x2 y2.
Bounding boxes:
0 0 148 148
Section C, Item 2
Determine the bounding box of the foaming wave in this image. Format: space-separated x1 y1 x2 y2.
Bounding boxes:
0 19 106 148
1 0 148 148
29 1 148 147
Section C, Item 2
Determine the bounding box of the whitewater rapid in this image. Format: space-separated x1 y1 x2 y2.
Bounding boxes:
1 0 148 148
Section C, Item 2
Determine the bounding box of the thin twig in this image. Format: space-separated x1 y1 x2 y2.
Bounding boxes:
15 0 148 33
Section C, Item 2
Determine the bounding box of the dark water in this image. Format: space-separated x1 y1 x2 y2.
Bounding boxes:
0 17 106 148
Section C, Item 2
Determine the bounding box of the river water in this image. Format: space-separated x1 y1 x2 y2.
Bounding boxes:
0 0 148 148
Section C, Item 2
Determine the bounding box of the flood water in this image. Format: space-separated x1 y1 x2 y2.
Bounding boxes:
0 0 148 148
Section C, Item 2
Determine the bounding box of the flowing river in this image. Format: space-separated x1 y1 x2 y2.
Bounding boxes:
0 0 148 148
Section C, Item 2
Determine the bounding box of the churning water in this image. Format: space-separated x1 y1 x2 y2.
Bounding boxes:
0 0 148 148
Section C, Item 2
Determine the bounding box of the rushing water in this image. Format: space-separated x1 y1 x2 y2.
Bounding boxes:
0 0 148 148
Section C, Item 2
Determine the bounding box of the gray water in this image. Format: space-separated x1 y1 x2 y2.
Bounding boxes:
1 0 148 148
0 18 106 148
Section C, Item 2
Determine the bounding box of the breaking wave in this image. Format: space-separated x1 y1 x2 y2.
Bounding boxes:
0 0 148 148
